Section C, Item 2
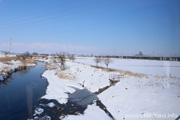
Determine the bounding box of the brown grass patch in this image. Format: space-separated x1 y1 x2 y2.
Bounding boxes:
0 57 18 62
0 57 36 65
154 75 165 79
90 65 147 78
55 71 76 80
25 58 36 64
45 63 57 70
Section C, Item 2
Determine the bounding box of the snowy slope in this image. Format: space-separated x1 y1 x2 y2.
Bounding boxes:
98 78 180 120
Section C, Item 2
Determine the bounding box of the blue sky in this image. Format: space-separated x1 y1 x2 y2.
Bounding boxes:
0 0 180 56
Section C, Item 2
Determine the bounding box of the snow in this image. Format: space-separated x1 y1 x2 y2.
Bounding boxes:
75 57 180 78
0 59 36 81
34 108 44 115
39 57 180 120
98 77 180 120
0 53 16 58
8 60 21 64
67 61 112 92
0 60 22 72
63 104 111 120
46 102 55 108
42 60 117 103
0 75 3 81
26 63 36 67
42 70 83 104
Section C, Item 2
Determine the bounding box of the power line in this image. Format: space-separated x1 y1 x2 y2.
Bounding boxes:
0 0 82 23
0 0 103 26
9 38 12 53
1 0 126 29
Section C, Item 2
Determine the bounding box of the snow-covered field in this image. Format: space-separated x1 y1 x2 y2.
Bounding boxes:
42 57 180 120
63 104 112 120
75 57 180 78
0 53 16 58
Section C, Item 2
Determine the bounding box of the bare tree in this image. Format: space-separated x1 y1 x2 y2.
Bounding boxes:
68 55 76 62
18 51 30 60
17 51 30 67
104 57 112 68
56 53 66 70
94 56 102 67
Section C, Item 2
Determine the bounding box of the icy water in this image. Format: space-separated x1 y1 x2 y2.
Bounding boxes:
35 88 115 120
36 88 99 120
0 62 47 120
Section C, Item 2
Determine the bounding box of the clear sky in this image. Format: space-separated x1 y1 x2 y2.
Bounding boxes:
0 0 180 56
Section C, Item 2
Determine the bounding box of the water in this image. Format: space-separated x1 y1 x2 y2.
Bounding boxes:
35 88 115 120
0 62 47 120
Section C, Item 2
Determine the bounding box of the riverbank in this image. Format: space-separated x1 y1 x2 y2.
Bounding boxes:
40 57 180 120
0 57 36 81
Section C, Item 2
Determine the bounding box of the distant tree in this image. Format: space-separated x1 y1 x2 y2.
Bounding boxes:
90 53 94 57
18 51 30 60
1 51 9 57
139 51 143 56
104 57 112 69
24 51 30 57
94 56 102 67
17 51 30 66
32 52 38 55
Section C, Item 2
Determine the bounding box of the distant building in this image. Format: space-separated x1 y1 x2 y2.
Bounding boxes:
32 55 47 59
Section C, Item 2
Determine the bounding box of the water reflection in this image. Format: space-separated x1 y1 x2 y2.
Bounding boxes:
0 62 47 120
0 68 31 87
67 87 98 106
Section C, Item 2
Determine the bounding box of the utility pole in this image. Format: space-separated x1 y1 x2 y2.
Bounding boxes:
10 38 12 54
66 44 68 56
152 51 154 56
114 49 116 56
74 48 75 55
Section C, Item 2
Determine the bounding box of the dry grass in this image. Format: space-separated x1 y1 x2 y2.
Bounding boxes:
0 57 36 74
120 70 145 78
0 57 18 62
19 58 36 65
55 71 76 80
90 64 147 78
0 57 36 65
155 75 165 79
45 63 57 70
45 63 51 70
1 66 10 73
25 58 36 64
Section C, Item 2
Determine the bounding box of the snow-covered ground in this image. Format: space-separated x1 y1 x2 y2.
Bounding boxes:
42 57 180 120
63 104 111 120
0 60 36 81
0 53 16 57
42 61 114 103
98 78 180 120
75 57 180 78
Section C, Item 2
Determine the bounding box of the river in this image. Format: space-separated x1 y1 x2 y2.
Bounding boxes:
0 62 47 120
